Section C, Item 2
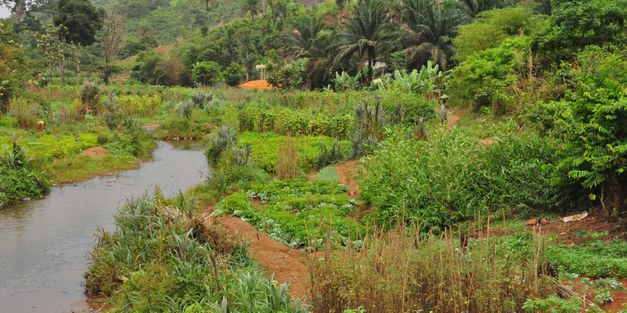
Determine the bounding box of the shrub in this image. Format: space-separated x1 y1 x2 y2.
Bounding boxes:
192 61 222 86
223 63 246 86
206 125 238 163
176 100 194 120
80 81 101 113
360 128 562 230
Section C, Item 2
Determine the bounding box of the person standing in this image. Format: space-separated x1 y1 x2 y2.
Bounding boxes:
440 95 449 124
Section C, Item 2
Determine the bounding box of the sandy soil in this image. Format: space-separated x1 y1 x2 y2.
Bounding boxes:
239 80 273 90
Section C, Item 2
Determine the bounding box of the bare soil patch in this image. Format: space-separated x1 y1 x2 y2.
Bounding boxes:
335 160 362 198
79 147 108 159
479 137 496 145
215 216 311 299
536 210 625 245
239 80 273 90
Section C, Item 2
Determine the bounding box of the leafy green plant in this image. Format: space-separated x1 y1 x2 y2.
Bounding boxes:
207 125 238 163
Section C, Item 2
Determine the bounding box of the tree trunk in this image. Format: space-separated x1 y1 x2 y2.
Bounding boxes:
607 174 625 214
367 48 375 84
75 60 80 86
103 57 110 85
60 61 65 85
14 0 26 23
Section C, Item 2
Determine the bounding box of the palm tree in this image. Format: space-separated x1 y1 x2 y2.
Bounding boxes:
460 0 510 18
287 15 337 88
402 0 465 70
242 0 261 20
335 0 399 83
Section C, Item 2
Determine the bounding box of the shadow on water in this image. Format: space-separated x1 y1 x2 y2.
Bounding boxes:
0 141 209 313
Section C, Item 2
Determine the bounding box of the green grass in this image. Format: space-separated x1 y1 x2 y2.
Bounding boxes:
315 166 340 183
547 240 627 278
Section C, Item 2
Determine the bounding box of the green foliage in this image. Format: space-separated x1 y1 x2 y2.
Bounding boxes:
454 6 546 62
0 20 25 113
85 194 309 312
207 124 238 163
218 179 361 248
402 0 465 69
534 0 627 65
53 0 102 46
237 131 350 173
522 295 585 313
223 63 246 86
267 59 308 89
528 46 626 211
0 142 49 208
360 128 562 230
193 61 222 86
238 103 354 138
449 36 530 113
547 240 627 278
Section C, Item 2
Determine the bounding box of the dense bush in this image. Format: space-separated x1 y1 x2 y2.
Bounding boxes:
0 142 49 208
360 128 563 230
192 61 222 86
449 37 530 113
527 46 626 213
238 104 354 138
85 194 309 312
237 131 350 173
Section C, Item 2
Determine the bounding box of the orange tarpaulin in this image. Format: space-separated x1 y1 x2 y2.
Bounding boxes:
238 80 273 90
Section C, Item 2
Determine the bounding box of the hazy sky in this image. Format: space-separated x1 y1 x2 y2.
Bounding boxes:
0 6 10 19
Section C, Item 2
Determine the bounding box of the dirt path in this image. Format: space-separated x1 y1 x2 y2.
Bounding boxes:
336 160 362 197
448 112 461 130
212 216 311 299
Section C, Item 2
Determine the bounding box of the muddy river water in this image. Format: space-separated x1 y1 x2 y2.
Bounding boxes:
0 141 209 313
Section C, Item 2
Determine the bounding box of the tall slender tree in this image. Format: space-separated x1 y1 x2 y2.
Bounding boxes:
99 9 126 85
335 0 399 83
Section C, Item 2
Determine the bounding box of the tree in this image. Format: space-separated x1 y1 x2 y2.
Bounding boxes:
0 0 43 23
53 0 101 46
286 14 336 88
36 24 73 84
99 9 126 85
242 0 261 21
530 47 626 213
533 0 627 66
402 0 465 70
335 0 398 83
0 20 25 112
192 61 222 86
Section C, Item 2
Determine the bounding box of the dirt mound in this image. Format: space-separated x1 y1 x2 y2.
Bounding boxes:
214 216 311 299
239 80 273 90
79 147 108 159
336 160 362 197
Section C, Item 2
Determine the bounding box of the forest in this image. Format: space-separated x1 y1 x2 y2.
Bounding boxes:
0 0 625 312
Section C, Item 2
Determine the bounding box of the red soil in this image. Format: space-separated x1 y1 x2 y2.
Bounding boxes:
239 80 273 90
335 160 362 198
215 216 311 299
79 147 108 159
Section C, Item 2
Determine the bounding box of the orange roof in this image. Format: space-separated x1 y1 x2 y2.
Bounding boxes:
238 80 273 90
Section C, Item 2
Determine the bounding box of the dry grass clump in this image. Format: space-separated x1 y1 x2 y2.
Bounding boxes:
277 134 300 179
310 221 556 313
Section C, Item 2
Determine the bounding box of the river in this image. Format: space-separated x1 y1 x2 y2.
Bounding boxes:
0 141 209 313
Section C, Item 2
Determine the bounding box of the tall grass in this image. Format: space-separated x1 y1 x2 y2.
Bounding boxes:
310 220 557 313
